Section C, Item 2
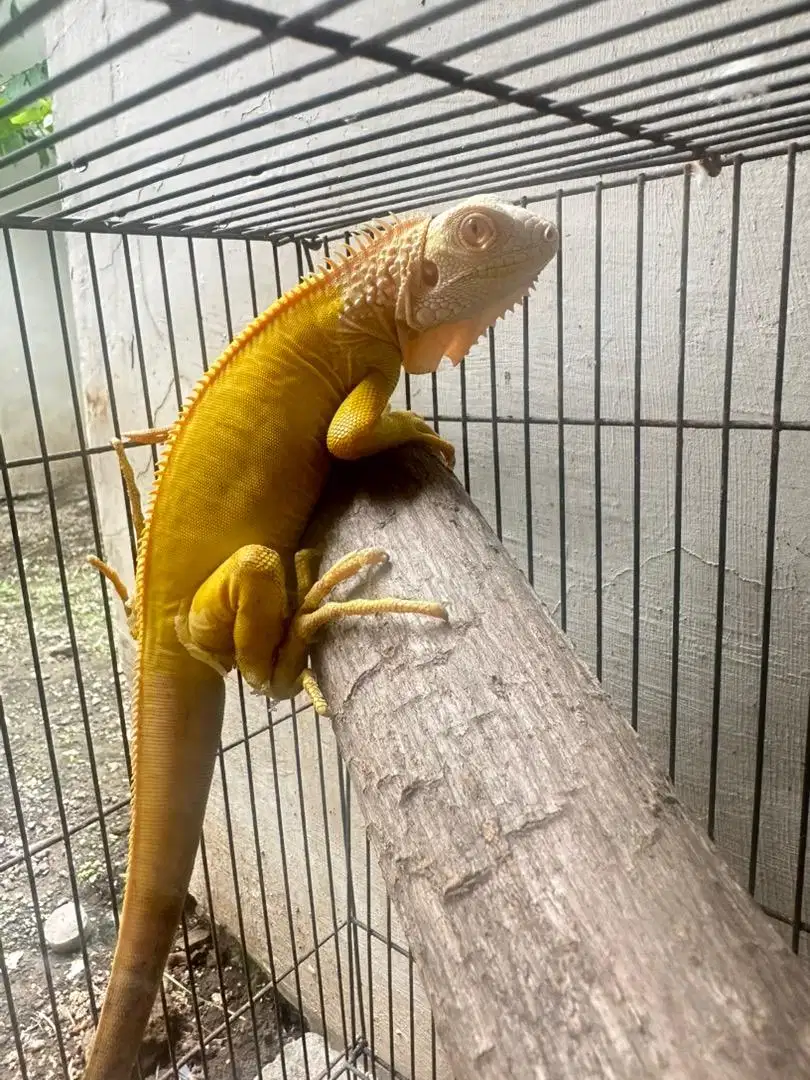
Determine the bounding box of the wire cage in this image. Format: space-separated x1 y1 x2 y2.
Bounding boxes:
2 0 810 1077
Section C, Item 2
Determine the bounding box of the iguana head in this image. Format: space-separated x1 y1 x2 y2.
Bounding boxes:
340 194 558 375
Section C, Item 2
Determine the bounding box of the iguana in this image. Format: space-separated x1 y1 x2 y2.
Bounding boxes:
83 194 558 1079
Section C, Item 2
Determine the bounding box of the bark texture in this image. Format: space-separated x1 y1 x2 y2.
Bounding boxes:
306 446 810 1080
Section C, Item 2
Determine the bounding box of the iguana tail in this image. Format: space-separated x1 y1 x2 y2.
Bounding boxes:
83 669 225 1080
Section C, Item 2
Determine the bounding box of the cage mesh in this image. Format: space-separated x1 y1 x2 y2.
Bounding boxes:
2 1 810 1078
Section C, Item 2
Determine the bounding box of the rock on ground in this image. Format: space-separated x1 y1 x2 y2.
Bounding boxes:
256 1033 371 1079
44 900 89 954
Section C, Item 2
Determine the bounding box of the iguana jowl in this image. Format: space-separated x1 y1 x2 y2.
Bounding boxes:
83 195 558 1078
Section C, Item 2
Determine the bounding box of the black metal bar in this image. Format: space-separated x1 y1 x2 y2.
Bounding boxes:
631 176 645 732
669 167 691 782
84 234 140 563
0 0 356 202
539 0 809 105
3 139 808 244
0 923 27 1080
265 703 315 1077
0 32 267 173
0 689 70 1074
339 760 367 1050
556 191 567 632
748 145 796 896
157 235 186 414
522 291 534 585
793 689 810 951
175 917 212 1080
11 408 810 479
0 795 128 876
593 181 603 682
386 895 395 1077
123 234 160 473
488 327 503 541
365 830 377 1079
186 22 808 234
163 924 347 1076
408 950 416 1080
175 35 810 232
194 96 807 237
213 718 265 1078
348 919 410 964
290 702 334 1075
459 334 471 493
565 19 810 114
210 128 638 234
260 143 693 240
313 712 350 1051
268 110 810 239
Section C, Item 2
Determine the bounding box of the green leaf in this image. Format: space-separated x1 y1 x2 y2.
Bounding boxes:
0 129 26 154
0 60 54 168
10 0 22 19
3 59 49 100
10 97 52 127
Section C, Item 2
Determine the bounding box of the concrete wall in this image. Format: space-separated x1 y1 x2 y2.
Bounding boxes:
1 0 81 495
38 0 810 1073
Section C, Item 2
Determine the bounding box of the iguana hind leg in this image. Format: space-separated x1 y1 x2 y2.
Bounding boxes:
111 437 145 538
174 544 290 689
108 425 171 541
86 431 156 628
175 543 448 716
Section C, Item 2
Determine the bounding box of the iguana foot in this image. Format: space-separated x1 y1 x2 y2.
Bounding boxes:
285 547 449 716
123 425 173 446
394 411 456 470
87 554 139 637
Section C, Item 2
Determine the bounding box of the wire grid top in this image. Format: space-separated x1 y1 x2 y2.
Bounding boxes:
0 0 809 240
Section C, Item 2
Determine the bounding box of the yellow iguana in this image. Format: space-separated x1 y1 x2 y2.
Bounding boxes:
83 194 558 1078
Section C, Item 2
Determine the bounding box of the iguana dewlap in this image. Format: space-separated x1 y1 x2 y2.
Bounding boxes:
83 195 558 1079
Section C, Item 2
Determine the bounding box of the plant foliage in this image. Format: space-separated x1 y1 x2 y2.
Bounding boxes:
0 58 54 168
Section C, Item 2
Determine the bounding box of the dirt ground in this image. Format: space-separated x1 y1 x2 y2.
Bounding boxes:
0 477 302 1080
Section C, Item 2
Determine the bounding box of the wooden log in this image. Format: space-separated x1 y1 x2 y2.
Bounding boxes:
306 446 810 1080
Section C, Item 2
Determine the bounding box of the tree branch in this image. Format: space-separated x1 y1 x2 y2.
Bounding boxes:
307 445 810 1080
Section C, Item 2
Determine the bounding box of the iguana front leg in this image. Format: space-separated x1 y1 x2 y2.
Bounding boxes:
327 369 455 468
174 543 447 716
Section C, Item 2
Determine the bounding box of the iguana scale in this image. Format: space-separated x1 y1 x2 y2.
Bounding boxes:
83 194 558 1079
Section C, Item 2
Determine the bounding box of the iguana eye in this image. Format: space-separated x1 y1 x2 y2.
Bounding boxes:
459 212 495 250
